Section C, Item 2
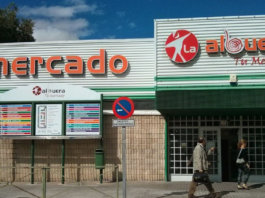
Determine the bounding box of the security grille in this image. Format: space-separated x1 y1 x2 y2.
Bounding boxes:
202 130 218 174
168 116 199 175
169 116 265 176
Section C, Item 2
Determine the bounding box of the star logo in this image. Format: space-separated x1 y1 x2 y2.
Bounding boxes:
32 86 42 96
165 30 199 63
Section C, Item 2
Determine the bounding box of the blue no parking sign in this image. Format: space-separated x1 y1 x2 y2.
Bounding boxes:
112 97 135 119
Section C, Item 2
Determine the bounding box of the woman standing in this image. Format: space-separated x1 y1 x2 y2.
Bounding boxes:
237 139 250 190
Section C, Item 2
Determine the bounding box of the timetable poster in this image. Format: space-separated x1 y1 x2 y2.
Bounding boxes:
35 104 62 135
66 104 100 135
0 104 32 135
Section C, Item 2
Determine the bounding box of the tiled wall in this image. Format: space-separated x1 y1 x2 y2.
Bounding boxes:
0 115 165 182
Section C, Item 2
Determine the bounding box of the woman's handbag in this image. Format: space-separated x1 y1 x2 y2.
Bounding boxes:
193 172 209 183
236 149 245 164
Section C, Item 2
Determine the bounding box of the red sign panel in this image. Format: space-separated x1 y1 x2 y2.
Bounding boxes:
165 30 199 63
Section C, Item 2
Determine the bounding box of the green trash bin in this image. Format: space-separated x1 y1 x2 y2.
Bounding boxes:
95 149 105 169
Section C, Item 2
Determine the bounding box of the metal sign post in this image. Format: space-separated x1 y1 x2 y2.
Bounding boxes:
112 97 135 198
122 126 126 198
112 119 135 198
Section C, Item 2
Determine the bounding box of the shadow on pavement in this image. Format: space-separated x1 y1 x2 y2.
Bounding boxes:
190 191 235 198
195 191 234 198
156 191 188 198
248 183 265 190
220 191 235 196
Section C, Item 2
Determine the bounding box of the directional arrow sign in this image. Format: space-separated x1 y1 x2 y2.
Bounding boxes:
112 97 135 119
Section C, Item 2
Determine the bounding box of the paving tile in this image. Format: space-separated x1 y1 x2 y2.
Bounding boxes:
0 182 264 198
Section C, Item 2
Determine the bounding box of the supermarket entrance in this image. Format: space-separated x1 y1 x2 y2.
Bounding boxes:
221 128 239 182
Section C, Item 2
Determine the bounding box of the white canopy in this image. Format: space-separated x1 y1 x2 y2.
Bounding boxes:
0 83 101 101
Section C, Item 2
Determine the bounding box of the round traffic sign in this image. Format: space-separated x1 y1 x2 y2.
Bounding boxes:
112 97 134 119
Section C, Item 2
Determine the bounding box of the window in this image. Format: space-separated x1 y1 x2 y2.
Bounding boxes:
202 130 218 174
169 116 199 175
242 125 265 175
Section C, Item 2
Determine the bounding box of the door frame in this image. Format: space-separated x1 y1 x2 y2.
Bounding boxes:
199 127 222 182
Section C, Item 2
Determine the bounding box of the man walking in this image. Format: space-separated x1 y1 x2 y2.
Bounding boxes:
188 137 221 198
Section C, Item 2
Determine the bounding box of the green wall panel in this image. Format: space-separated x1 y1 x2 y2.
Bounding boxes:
156 89 265 115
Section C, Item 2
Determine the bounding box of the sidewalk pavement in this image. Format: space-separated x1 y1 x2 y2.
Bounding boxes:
0 181 265 198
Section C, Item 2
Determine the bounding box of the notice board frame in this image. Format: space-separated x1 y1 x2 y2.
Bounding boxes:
0 95 103 140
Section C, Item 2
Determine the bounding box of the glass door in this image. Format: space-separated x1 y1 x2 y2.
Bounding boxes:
199 128 222 182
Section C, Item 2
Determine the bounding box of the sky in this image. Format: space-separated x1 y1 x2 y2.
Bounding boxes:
1 0 265 41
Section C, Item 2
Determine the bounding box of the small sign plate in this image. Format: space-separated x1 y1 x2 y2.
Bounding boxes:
112 119 135 127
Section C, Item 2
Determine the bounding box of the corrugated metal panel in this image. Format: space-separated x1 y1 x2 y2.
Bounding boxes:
155 16 265 88
0 39 155 96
